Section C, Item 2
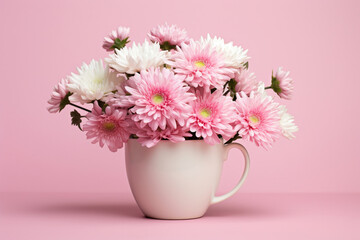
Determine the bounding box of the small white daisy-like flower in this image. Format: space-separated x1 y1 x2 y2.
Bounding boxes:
278 105 298 139
200 35 249 70
67 59 125 104
105 40 167 74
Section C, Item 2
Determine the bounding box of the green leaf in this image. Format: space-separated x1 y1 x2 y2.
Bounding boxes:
243 62 249 69
271 76 282 94
210 88 217 94
70 109 83 131
59 92 72 112
129 134 139 139
228 78 237 93
111 37 130 51
125 73 135 79
185 131 203 140
97 100 108 112
159 41 177 51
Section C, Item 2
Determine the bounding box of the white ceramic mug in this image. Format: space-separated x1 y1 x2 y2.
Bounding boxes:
125 139 250 220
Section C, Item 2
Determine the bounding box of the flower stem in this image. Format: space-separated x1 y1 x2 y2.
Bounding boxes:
265 86 272 90
224 132 241 145
69 103 91 113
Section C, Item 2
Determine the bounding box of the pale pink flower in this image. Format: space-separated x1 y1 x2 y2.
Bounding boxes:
102 26 130 52
47 78 70 113
83 102 130 152
234 91 281 149
123 67 196 131
233 69 258 95
101 80 131 108
272 67 294 100
187 90 237 144
168 40 234 91
132 123 191 148
148 23 190 48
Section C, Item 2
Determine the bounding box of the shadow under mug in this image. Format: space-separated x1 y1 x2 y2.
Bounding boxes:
125 139 250 220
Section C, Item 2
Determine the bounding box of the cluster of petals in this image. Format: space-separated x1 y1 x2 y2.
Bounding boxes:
278 105 298 139
101 81 129 108
122 67 196 131
233 69 258 95
274 67 294 100
102 26 130 52
234 89 281 149
47 78 70 113
187 90 237 144
131 122 191 148
148 23 190 46
83 102 130 152
49 24 298 151
200 35 249 71
168 39 234 90
106 40 167 74
67 60 125 104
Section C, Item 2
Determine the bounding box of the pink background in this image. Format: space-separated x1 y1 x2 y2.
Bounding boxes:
1 0 360 238
1 0 359 194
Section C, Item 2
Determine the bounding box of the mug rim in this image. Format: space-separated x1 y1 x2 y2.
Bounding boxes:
128 137 224 142
127 137 225 146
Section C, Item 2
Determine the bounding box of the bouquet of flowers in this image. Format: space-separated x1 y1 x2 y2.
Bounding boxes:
48 23 298 152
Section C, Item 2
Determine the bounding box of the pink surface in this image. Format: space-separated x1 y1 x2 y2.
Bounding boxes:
1 0 360 194
1 193 360 239
1 0 359 238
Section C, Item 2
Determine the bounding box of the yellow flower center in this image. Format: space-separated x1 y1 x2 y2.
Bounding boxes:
194 60 206 69
152 94 164 105
200 108 211 118
94 77 103 85
103 122 116 131
249 115 260 124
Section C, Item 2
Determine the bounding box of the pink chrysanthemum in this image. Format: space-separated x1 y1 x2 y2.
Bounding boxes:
124 68 196 131
234 69 258 95
234 91 281 149
272 67 294 100
83 102 130 152
148 23 190 47
102 26 130 52
131 123 191 148
168 40 234 91
187 90 237 144
47 78 70 113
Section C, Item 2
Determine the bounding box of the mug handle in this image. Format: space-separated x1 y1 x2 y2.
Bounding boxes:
211 142 250 204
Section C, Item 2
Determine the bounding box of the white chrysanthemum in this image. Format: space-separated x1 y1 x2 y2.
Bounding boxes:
255 81 269 99
105 40 167 74
67 60 125 104
200 35 249 69
278 105 298 139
